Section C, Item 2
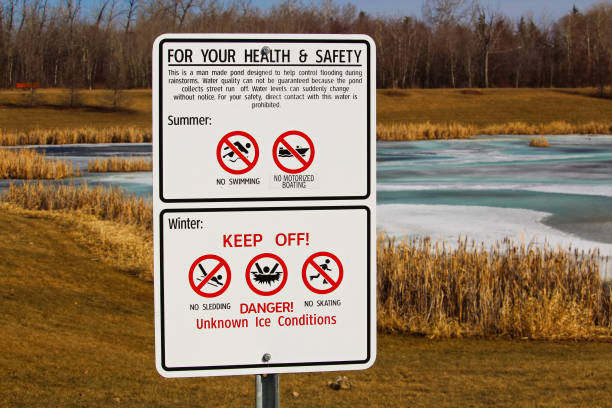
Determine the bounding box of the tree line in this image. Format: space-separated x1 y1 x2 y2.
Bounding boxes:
0 0 611 91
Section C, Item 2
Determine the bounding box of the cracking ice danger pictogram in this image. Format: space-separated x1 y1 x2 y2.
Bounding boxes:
272 130 315 174
188 254 231 298
246 253 288 296
216 131 259 174
302 252 343 294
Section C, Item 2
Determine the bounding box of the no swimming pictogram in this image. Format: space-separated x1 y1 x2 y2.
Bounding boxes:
188 254 231 298
272 130 315 174
216 131 259 174
302 252 343 294
246 253 288 296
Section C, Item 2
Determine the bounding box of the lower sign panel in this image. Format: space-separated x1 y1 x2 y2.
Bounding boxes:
155 206 375 377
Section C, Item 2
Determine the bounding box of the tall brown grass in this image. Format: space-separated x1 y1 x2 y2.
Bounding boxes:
377 234 611 339
1 182 151 230
377 121 612 141
482 121 612 136
377 122 476 141
0 149 78 179
88 157 152 172
2 182 610 339
0 182 153 279
0 127 151 146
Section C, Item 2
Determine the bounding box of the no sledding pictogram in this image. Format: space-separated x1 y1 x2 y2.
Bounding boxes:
216 131 259 175
246 253 288 296
272 130 315 174
188 254 231 298
302 252 343 294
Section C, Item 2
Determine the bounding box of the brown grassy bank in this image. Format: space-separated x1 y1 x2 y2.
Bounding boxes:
2 182 151 230
377 88 612 140
88 157 152 172
0 89 152 132
0 149 78 179
377 235 612 339
2 183 610 340
0 126 151 146
1 183 152 279
3 88 612 141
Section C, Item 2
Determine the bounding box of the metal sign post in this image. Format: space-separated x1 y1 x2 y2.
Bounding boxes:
255 374 279 408
152 34 376 381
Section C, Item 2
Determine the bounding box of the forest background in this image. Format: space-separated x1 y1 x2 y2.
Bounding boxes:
1 0 612 95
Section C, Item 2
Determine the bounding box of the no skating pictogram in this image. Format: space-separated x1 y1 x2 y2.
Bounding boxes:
188 254 231 298
217 131 259 174
302 252 343 294
246 253 288 296
272 130 315 174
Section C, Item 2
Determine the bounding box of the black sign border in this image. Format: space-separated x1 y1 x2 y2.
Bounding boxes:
157 38 372 203
159 206 372 372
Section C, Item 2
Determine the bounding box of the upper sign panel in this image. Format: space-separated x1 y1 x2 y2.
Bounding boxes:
154 35 373 202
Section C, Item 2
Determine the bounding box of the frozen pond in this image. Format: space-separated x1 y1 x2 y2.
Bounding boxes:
2 136 611 276
0 143 153 196
377 135 612 277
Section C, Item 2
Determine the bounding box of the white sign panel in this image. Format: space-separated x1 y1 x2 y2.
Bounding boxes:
153 34 376 377
156 36 372 202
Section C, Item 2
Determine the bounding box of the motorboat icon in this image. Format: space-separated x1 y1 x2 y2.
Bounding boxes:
278 145 309 158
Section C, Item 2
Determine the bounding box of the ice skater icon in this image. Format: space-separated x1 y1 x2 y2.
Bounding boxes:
309 258 332 284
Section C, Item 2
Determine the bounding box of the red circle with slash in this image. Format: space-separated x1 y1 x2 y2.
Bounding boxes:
272 130 315 174
302 252 343 294
188 254 231 298
216 131 259 175
246 253 288 296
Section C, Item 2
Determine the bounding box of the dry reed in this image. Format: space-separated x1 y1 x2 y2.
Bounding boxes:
0 127 151 146
3 182 610 339
377 234 612 339
482 121 612 136
0 149 78 179
529 136 550 147
377 121 612 141
1 182 151 230
88 157 152 172
377 122 476 141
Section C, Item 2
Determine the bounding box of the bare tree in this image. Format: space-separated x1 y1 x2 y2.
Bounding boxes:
473 2 503 88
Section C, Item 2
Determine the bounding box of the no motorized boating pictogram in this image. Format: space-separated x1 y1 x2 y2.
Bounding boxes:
272 130 315 174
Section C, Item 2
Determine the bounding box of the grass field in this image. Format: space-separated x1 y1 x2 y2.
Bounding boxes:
2 88 612 137
376 88 612 127
0 89 151 132
1 206 611 408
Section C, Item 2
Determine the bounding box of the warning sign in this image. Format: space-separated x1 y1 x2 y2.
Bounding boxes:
216 131 259 174
246 253 288 296
188 254 231 297
153 34 376 378
272 131 314 174
156 206 373 376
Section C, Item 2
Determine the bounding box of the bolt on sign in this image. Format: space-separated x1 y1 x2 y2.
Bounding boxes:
153 34 376 377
